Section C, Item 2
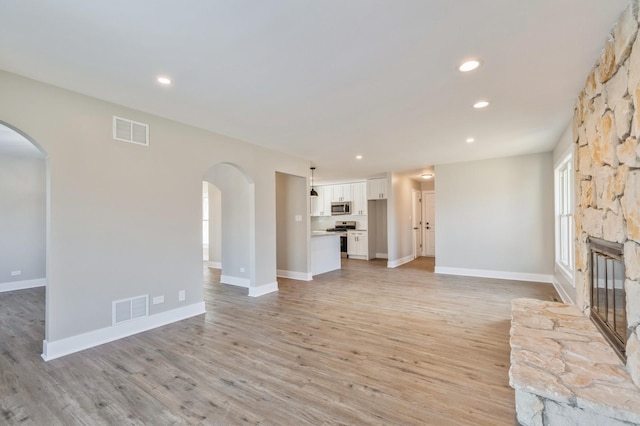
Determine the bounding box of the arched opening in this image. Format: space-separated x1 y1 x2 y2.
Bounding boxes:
202 162 255 295
0 121 49 345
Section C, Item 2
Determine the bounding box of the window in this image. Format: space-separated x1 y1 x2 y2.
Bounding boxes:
555 152 574 282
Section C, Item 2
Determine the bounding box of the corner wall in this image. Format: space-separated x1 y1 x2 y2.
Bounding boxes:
434 153 555 281
0 69 310 356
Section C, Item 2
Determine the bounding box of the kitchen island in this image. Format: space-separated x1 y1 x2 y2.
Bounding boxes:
310 232 341 276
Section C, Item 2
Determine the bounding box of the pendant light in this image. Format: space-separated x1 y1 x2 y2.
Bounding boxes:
310 167 319 197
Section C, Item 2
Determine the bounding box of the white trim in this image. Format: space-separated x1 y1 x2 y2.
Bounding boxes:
208 261 221 269
277 270 312 281
42 301 206 361
220 275 250 288
375 253 389 259
349 255 368 260
387 254 414 268
0 278 46 293
552 276 574 304
434 266 553 283
248 282 279 297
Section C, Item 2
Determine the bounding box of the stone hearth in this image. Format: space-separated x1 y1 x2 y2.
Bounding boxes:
510 298 640 426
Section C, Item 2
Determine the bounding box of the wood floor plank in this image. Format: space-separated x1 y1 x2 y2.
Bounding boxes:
0 257 558 425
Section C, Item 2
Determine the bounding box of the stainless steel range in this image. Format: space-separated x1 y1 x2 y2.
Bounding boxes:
326 221 356 257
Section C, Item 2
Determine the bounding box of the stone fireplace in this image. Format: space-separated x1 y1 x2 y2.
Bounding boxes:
508 4 640 424
573 0 640 387
589 237 627 360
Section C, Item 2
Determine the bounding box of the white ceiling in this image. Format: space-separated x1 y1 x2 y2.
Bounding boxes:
0 1 629 182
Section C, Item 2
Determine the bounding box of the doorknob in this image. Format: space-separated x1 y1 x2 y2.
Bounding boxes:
413 227 419 230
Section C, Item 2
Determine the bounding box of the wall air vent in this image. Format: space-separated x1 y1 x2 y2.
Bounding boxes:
113 116 149 146
112 295 149 325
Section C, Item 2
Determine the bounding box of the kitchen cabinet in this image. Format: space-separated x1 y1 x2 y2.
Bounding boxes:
367 178 387 200
352 182 367 215
311 186 332 216
331 184 353 202
347 230 368 260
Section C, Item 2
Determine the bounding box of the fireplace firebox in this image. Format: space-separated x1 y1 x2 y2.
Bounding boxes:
588 237 627 361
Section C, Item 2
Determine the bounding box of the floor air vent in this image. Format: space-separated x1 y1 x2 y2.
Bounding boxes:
113 116 149 146
112 295 149 325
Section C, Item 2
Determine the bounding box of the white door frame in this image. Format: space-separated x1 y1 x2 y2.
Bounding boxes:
412 189 422 259
422 190 435 257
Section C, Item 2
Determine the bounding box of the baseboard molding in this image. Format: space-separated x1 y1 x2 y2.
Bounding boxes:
375 253 389 259
277 270 312 281
220 275 250 288
434 266 553 284
248 282 278 297
42 301 206 361
208 261 221 269
552 277 575 304
387 255 414 268
0 278 46 293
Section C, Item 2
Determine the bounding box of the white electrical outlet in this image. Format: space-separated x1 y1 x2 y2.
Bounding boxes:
240 267 245 273
10 270 21 276
295 215 302 222
178 290 186 302
152 295 164 305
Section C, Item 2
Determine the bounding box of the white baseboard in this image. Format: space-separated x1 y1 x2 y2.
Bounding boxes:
375 253 389 259
387 255 414 268
220 275 250 288
277 270 312 281
0 278 46 293
434 266 553 283
42 301 206 361
552 276 574 304
208 261 221 269
249 282 278 297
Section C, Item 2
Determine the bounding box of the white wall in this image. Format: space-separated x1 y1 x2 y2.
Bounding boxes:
276 172 309 275
0 70 310 353
434 153 554 280
0 154 46 285
207 183 222 266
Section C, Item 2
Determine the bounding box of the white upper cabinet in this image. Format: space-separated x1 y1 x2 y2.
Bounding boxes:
331 184 353 202
367 178 387 200
352 182 368 215
311 186 332 216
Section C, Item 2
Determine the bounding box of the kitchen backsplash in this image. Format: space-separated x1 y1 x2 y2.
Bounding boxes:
311 215 368 231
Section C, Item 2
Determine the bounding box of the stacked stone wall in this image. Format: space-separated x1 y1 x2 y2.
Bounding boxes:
574 1 640 387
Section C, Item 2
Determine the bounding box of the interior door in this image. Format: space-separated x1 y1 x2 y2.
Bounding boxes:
412 190 422 258
423 191 435 256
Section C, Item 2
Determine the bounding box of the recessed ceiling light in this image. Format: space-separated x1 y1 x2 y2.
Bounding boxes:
459 60 481 72
421 173 433 179
473 100 490 109
356 155 363 160
157 76 172 85
466 138 475 143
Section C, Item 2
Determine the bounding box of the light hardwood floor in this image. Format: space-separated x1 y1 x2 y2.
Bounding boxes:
0 257 558 425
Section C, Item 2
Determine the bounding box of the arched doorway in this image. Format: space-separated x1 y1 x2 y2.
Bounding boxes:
0 121 49 344
203 162 256 294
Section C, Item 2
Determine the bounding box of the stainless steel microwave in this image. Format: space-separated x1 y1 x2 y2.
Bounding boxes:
331 202 351 215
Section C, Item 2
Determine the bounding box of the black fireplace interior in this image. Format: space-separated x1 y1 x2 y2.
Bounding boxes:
589 237 627 361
